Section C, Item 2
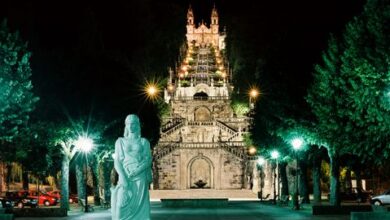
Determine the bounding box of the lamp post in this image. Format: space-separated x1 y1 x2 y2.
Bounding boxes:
291 138 303 210
257 156 265 201
271 150 280 205
249 88 259 109
75 136 93 213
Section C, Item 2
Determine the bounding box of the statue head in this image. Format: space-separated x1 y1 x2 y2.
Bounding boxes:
124 114 141 137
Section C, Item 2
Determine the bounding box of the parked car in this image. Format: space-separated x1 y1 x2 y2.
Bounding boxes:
327 187 372 202
0 197 14 209
46 190 78 204
18 190 58 206
370 189 390 206
5 191 38 208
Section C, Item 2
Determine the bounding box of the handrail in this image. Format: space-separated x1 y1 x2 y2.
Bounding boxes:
153 141 247 159
215 120 237 135
172 96 229 101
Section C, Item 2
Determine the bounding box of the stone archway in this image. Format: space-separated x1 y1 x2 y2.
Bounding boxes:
194 106 211 121
187 155 214 189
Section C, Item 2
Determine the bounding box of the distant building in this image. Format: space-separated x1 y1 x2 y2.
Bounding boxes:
152 5 255 190
186 5 226 49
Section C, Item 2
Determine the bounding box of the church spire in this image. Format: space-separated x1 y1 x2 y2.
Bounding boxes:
187 5 194 25
211 3 218 25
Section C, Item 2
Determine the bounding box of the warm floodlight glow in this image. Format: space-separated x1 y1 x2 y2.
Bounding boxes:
147 86 157 96
257 156 265 166
143 81 160 101
249 88 259 98
271 150 280 159
248 146 257 155
168 84 174 91
179 73 184 78
75 136 93 152
182 66 187 71
292 138 303 150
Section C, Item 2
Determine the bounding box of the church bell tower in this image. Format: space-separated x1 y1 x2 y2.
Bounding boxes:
187 5 194 34
210 4 219 34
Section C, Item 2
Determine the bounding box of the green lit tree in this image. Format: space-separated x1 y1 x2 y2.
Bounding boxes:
0 20 39 141
307 0 390 206
307 35 346 206
338 0 390 163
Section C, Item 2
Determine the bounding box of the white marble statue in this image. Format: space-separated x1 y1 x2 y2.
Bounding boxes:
111 114 152 220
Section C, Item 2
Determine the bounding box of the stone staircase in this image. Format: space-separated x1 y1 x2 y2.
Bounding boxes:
150 189 258 200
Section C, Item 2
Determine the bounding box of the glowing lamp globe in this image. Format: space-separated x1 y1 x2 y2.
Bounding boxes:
147 85 157 96
257 156 266 166
248 146 257 155
271 150 280 160
292 138 303 151
75 137 93 153
250 89 259 98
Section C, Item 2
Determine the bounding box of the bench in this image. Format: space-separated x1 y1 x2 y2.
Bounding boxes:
79 199 94 212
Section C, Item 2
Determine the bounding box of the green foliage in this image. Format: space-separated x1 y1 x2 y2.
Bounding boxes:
156 100 171 119
231 101 249 116
0 20 39 141
307 0 390 163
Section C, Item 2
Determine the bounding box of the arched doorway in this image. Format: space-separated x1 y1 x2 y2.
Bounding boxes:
188 155 214 189
194 106 211 121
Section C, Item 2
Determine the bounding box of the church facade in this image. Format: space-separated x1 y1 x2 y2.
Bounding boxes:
152 6 277 195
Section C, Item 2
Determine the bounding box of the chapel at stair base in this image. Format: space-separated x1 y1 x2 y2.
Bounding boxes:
152 6 280 196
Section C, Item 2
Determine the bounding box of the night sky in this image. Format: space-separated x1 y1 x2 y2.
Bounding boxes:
0 0 366 140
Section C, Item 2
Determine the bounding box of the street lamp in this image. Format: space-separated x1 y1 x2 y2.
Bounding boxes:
249 88 259 109
144 82 160 101
291 137 303 210
271 150 280 204
75 136 94 213
257 156 265 201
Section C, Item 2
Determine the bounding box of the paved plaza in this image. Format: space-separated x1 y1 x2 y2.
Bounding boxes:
16 201 350 220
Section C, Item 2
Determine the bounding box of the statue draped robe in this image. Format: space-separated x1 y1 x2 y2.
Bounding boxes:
111 136 152 220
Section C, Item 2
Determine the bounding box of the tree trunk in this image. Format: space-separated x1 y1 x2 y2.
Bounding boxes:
345 167 352 192
22 166 29 190
6 163 12 191
75 159 86 203
60 156 70 210
91 161 100 206
312 154 322 204
298 159 310 204
329 153 340 206
279 161 289 196
102 161 113 202
0 163 5 192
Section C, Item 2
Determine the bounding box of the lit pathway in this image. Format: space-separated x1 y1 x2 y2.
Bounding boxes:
16 202 349 220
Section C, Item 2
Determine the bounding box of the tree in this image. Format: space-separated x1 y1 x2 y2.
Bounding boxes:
0 20 39 141
338 0 390 163
54 123 79 210
307 0 390 205
307 35 345 206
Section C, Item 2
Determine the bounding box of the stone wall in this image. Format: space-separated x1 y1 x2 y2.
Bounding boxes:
155 148 244 190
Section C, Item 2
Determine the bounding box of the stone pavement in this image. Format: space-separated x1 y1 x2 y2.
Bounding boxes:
16 201 350 220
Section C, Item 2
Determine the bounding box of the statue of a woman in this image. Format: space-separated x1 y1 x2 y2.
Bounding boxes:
111 114 152 220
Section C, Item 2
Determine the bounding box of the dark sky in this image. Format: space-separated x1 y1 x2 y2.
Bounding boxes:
0 0 366 138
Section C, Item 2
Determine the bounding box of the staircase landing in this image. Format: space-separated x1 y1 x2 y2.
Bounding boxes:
150 189 259 201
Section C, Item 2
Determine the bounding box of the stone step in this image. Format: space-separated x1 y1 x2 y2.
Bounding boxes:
150 189 259 201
